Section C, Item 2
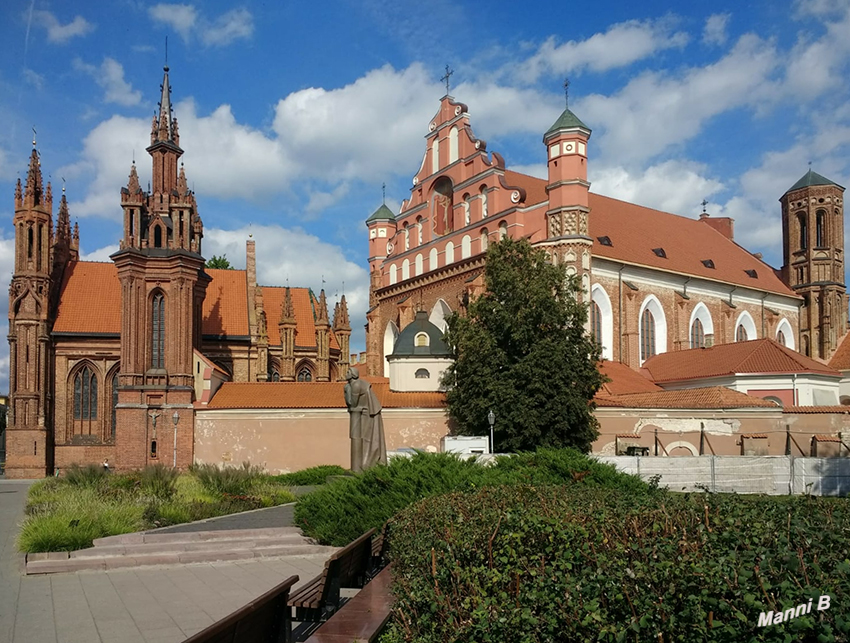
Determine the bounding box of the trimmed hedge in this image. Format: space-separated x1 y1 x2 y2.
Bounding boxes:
384 486 850 642
294 449 649 546
272 465 348 486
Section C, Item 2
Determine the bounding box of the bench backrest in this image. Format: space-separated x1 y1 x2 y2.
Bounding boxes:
184 574 299 643
319 528 376 608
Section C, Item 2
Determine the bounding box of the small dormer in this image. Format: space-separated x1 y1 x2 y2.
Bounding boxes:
387 310 452 392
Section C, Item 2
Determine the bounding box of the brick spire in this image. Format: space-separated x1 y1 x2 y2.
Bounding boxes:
281 286 295 322
316 289 329 324
334 294 350 330
24 147 44 207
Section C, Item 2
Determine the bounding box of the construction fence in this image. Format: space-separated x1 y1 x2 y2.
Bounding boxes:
595 455 850 496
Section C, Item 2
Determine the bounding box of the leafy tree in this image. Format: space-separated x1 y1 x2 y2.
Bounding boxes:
205 254 233 269
440 236 603 452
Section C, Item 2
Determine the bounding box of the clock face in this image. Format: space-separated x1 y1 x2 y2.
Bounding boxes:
386 242 394 254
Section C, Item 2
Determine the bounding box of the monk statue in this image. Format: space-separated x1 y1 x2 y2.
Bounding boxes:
344 367 387 472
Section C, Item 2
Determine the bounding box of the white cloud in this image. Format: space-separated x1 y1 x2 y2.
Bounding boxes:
591 160 724 216
23 68 45 90
148 4 198 42
32 10 95 44
80 244 119 262
703 13 730 46
580 33 781 164
148 4 253 47
784 4 850 98
516 18 689 82
306 183 350 213
73 57 142 106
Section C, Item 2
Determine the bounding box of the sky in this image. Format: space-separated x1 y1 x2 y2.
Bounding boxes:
2 0 850 392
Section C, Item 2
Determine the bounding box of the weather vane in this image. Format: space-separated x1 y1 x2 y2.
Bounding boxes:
62 177 66 193
564 78 570 108
382 182 386 205
32 126 37 147
701 199 708 214
441 64 454 95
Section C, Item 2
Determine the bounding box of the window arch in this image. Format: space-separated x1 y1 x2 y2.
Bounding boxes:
448 127 458 163
798 213 807 250
499 221 508 239
415 254 423 276
154 225 163 248
414 332 430 347
689 303 714 348
590 301 602 346
776 318 795 349
429 299 452 333
461 235 471 259
415 368 430 379
297 367 313 382
431 136 440 173
416 217 423 245
480 228 489 253
429 247 438 271
403 224 410 251
479 186 488 218
445 241 455 264
72 363 98 440
389 264 397 285
151 292 165 369
590 285 614 360
638 295 667 363
463 194 471 226
816 210 826 247
402 259 410 281
735 311 757 342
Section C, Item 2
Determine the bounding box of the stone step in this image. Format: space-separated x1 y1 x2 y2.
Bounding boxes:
28 546 335 574
93 526 303 547
73 533 308 558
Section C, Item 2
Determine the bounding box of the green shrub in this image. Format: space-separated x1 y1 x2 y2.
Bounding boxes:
192 462 266 495
387 486 850 642
64 463 110 487
272 465 348 486
139 464 179 500
294 449 647 546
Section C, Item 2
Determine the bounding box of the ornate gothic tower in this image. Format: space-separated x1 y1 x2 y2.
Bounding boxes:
278 288 297 381
543 100 592 304
333 295 351 380
110 65 210 470
781 169 847 360
315 289 331 381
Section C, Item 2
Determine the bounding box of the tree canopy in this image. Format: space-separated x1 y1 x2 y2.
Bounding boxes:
205 254 233 270
440 237 603 453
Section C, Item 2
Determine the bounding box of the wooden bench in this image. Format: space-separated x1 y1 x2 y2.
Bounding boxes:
303 564 394 643
289 529 375 625
184 574 299 643
369 522 389 579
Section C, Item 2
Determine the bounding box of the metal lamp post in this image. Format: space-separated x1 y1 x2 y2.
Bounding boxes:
487 410 495 455
172 411 180 468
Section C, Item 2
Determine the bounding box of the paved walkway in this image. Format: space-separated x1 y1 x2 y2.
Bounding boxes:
0 481 327 643
152 503 296 534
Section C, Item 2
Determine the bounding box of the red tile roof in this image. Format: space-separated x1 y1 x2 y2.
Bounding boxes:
783 406 850 414
206 381 446 409
599 360 661 395
53 262 121 333
595 386 779 409
261 287 339 350
815 435 842 442
502 171 797 297
203 269 249 337
828 332 850 370
640 339 840 383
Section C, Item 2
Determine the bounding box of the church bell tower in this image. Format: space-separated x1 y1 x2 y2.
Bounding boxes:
110 65 210 470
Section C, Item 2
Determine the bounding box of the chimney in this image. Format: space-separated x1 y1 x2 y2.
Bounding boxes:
699 214 734 240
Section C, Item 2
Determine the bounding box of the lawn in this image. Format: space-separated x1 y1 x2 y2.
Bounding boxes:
18 462 298 553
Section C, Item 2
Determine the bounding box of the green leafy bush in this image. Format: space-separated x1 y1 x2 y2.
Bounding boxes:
192 462 266 495
272 465 348 486
295 449 647 546
64 463 110 487
385 486 850 642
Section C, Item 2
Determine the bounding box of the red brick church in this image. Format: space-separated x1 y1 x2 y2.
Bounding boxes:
5 67 352 478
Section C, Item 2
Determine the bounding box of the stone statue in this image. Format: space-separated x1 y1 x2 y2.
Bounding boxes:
344 367 387 472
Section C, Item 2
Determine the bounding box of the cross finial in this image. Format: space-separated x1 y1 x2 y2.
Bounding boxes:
62 177 66 193
342 280 345 295
440 64 454 96
808 160 812 168
32 126 37 147
701 199 708 214
563 78 570 108
165 36 168 70
321 274 326 286
382 182 386 204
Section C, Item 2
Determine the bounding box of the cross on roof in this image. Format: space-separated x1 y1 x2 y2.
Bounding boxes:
382 182 386 204
563 78 570 108
701 199 708 213
32 126 37 147
440 64 454 95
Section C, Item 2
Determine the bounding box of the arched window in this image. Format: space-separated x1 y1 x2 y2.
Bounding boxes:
691 318 705 348
154 225 163 248
73 365 98 437
415 254 423 276
640 309 656 362
736 325 748 342
415 332 430 347
463 194 471 226
431 136 440 174
798 214 807 250
776 318 795 349
590 285 614 360
111 371 119 440
297 367 313 382
449 127 458 163
416 217 423 245
590 301 602 346
402 259 410 281
816 210 826 247
27 226 33 259
151 292 165 369
415 368 430 379
389 264 397 285
480 228 489 252
499 221 508 239
735 311 757 343
429 247 438 271
432 177 454 236
480 186 488 218
271 370 280 382
461 235 471 259
445 241 455 264
404 224 410 251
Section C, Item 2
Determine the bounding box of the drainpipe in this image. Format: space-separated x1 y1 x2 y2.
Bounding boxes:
618 264 625 361
792 372 797 406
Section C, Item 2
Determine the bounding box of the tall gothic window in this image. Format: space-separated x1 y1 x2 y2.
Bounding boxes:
736 325 748 342
111 372 119 440
777 330 786 347
690 319 705 349
297 367 313 382
816 211 825 247
640 309 656 362
271 370 280 382
151 293 165 369
590 301 602 346
798 214 807 250
73 366 98 437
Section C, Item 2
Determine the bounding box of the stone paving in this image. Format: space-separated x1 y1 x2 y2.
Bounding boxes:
0 480 328 643
152 503 295 534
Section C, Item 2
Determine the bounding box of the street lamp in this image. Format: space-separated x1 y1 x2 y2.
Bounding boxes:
487 410 495 455
172 411 180 468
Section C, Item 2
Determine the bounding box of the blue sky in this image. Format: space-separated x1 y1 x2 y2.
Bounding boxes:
2 0 850 391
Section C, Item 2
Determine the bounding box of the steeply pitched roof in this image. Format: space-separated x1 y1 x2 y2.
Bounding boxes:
261 286 340 350
498 172 797 298
206 380 446 409
640 339 840 383
366 204 396 222
203 268 249 336
595 386 779 410
545 107 590 136
828 331 850 371
598 360 661 395
786 169 843 194
53 262 122 334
